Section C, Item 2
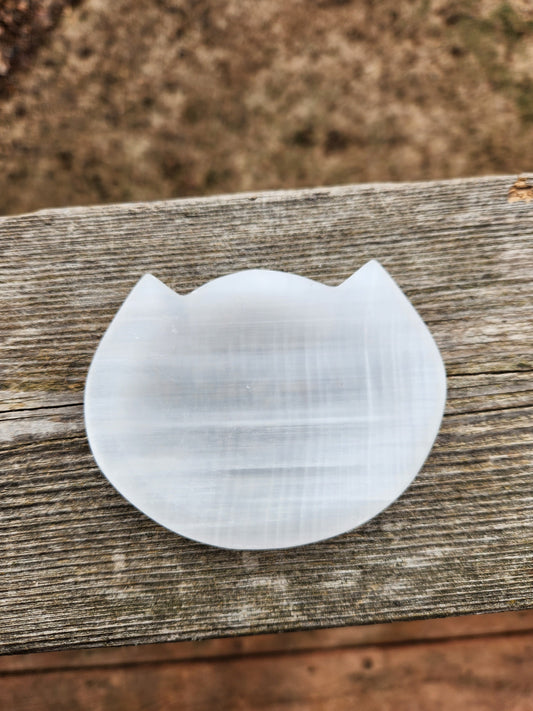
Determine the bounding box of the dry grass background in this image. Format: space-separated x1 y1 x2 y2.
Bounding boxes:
1 0 532 215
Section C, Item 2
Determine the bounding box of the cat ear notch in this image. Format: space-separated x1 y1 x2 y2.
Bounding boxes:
337 259 393 290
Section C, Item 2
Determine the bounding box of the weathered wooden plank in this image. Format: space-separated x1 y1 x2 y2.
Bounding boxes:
0 176 532 653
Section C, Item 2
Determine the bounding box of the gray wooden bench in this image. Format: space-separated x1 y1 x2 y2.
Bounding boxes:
1 175 532 654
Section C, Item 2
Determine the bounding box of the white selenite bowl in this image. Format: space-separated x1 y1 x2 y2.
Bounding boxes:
85 261 446 549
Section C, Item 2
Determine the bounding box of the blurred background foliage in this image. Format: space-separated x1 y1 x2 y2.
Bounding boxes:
1 0 532 215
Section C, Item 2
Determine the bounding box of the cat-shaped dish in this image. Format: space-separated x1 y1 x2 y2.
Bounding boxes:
85 261 446 549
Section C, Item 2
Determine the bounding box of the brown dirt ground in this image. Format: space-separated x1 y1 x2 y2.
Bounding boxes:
0 1 79 84
1 0 532 216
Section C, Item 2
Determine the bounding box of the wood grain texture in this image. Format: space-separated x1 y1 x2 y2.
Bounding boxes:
1 631 533 711
0 175 532 653
1 610 532 674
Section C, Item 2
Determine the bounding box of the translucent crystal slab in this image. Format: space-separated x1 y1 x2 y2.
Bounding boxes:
84 261 446 549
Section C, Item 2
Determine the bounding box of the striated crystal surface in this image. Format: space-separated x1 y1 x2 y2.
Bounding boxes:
85 261 446 549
